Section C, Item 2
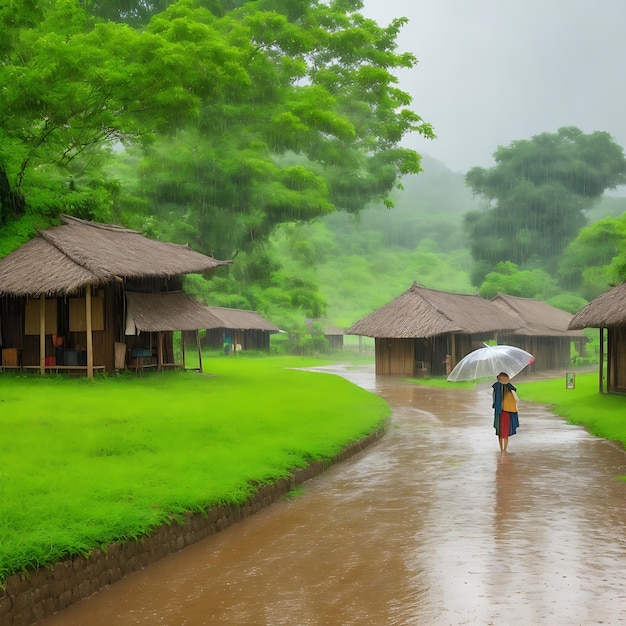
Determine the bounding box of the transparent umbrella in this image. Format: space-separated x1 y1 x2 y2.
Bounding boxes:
447 344 535 382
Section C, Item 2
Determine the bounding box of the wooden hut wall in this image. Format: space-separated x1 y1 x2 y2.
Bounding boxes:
1 293 110 369
0 297 25 355
326 335 344 350
448 334 478 371
497 335 572 371
205 328 226 350
203 329 272 351
607 327 626 394
243 329 271 351
374 338 415 375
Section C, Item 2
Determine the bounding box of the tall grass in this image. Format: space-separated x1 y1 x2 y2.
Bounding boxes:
0 356 389 582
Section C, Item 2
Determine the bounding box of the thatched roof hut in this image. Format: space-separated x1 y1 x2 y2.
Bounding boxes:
126 293 224 333
348 282 518 338
304 318 345 350
568 282 626 329
0 216 231 376
206 307 280 332
491 293 585 371
492 293 583 337
569 282 626 394
202 307 280 352
347 282 519 376
0 215 230 297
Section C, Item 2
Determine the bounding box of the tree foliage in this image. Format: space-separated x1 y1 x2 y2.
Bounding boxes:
464 127 626 285
559 214 626 298
132 0 434 259
477 261 560 300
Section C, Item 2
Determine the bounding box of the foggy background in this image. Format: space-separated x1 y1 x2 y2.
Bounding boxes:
362 0 626 175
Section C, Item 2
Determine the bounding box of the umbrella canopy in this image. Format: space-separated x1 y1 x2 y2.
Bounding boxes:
447 344 535 382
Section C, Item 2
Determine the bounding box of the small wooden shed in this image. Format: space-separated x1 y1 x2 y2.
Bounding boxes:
347 282 519 377
305 319 345 350
0 215 231 376
491 293 586 372
202 307 280 352
569 282 626 394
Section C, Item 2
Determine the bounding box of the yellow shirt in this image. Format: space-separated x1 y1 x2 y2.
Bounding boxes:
502 390 517 412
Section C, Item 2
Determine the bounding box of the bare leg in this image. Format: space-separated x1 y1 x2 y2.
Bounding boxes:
503 436 509 451
498 436 504 451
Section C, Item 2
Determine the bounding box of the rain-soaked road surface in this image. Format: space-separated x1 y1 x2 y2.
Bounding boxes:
38 366 626 625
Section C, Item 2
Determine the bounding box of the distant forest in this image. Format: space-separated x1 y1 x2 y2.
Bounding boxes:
271 153 626 328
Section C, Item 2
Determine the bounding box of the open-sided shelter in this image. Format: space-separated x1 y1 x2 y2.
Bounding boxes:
0 216 231 376
491 293 585 372
202 307 280 352
568 282 626 394
347 282 519 377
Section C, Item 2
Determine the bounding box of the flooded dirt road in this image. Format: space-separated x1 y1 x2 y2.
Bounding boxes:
38 366 626 625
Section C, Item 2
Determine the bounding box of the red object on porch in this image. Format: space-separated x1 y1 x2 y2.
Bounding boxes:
44 356 56 366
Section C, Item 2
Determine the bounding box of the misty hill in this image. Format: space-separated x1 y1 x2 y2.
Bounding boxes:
324 155 480 254
301 154 626 328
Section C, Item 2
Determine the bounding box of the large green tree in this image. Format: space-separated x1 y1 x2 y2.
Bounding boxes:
464 127 626 285
133 0 433 261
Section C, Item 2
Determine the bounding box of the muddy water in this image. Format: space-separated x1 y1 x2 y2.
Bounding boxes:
38 366 626 626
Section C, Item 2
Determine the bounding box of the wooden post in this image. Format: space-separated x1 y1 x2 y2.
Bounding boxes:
181 331 186 370
157 331 164 371
39 294 46 375
600 327 606 394
86 287 94 378
196 330 203 374
451 333 456 368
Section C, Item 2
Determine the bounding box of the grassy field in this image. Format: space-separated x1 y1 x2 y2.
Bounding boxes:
0 355 389 583
519 371 626 448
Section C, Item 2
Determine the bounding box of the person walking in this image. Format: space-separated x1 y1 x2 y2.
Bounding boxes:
492 372 519 451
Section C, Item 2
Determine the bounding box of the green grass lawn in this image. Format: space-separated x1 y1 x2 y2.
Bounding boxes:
519 371 626 448
0 355 389 583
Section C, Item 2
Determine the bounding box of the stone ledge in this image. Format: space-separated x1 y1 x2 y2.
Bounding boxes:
0 424 387 626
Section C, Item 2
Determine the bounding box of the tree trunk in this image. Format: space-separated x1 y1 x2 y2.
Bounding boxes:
0 167 26 225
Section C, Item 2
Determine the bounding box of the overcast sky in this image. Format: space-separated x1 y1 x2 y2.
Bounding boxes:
361 0 626 174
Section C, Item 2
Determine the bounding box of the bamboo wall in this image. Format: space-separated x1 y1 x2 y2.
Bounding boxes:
204 328 272 351
608 327 626 394
374 338 416 375
497 335 574 372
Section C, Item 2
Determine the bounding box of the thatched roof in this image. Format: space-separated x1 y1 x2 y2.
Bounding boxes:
125 292 224 333
347 282 520 338
569 282 626 329
0 215 231 296
491 293 584 337
206 307 280 332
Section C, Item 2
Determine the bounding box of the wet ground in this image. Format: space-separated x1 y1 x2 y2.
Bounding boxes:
38 366 626 625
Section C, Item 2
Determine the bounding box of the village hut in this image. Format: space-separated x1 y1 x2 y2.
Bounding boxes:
305 319 345 350
568 281 626 394
0 215 231 376
201 307 280 353
347 282 520 377
491 293 586 372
